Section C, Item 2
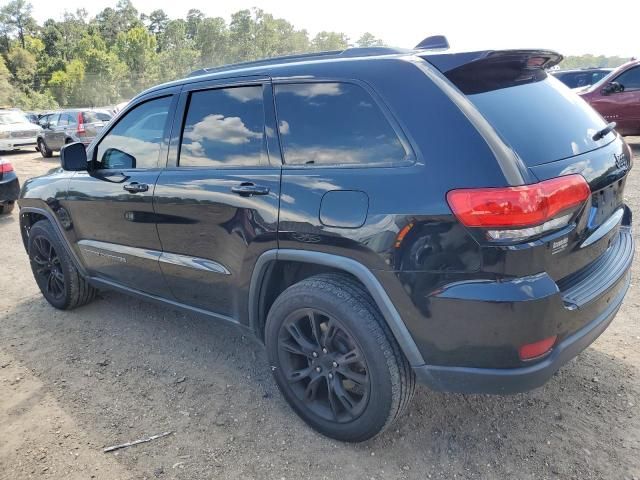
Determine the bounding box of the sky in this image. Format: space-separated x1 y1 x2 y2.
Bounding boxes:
28 0 639 58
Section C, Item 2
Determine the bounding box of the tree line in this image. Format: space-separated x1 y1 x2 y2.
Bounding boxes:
0 0 633 110
0 0 384 109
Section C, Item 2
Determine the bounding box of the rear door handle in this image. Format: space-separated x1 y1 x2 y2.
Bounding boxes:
231 183 270 196
123 182 149 193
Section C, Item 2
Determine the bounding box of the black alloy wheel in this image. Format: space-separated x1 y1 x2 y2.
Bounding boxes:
278 307 370 423
30 235 65 300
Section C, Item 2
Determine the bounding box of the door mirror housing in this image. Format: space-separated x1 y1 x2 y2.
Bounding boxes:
60 142 88 171
602 81 624 95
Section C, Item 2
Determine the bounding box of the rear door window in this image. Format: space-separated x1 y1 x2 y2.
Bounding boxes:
179 86 266 168
273 82 410 166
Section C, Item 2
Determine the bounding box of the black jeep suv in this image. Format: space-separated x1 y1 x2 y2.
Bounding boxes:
18 46 634 442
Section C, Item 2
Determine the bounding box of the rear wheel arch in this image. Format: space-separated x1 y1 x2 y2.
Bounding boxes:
249 249 425 367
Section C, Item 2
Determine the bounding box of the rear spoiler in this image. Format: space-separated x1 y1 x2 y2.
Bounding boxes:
420 49 563 94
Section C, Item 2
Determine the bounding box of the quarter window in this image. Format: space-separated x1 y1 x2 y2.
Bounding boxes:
96 96 171 170
179 86 266 168
274 82 409 166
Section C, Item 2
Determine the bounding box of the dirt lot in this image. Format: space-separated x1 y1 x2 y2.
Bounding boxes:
1 141 639 480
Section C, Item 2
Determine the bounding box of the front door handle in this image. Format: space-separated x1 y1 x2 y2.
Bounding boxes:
231 182 270 196
123 182 149 193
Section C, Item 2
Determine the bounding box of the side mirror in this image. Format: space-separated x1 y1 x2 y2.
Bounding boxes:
602 81 624 95
60 142 88 171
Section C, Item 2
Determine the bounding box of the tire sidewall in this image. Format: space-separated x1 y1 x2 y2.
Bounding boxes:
266 282 395 441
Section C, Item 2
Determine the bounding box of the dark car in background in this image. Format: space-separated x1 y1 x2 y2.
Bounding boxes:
18 46 634 442
579 60 640 136
37 109 112 157
0 158 19 214
551 67 613 89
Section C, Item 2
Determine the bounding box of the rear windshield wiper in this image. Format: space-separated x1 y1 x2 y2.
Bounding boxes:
592 122 616 141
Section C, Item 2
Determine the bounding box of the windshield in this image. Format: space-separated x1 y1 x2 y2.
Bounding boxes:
0 112 29 125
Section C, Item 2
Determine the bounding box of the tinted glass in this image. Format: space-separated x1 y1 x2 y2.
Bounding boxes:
274 82 407 166
179 86 266 167
615 67 640 90
468 75 613 166
96 96 171 170
82 111 112 122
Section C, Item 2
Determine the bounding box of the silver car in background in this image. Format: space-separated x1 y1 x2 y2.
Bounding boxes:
37 109 112 158
0 110 42 152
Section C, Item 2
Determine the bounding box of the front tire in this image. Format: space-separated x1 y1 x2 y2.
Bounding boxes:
265 274 415 442
28 220 96 310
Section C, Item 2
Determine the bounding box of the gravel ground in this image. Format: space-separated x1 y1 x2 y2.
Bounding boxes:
1 140 639 480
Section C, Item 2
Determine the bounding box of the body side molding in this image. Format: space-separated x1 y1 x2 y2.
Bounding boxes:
249 249 426 367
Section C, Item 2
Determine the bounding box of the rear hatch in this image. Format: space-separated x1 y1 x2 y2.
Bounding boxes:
423 50 633 282
78 111 111 141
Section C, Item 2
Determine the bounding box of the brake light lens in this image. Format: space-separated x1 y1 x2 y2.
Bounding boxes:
519 335 557 361
77 112 85 134
447 174 590 229
0 160 14 173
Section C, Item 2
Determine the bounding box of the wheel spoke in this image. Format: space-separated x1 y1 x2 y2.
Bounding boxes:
53 276 64 294
285 322 317 353
331 376 357 418
303 375 323 403
279 338 306 357
326 376 339 420
322 319 338 350
337 367 368 386
52 269 64 282
286 366 313 383
337 348 363 366
308 310 323 347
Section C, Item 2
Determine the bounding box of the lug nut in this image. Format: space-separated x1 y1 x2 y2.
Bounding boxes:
315 367 321 373
322 348 328 354
328 373 333 379
332 361 338 368
312 351 318 358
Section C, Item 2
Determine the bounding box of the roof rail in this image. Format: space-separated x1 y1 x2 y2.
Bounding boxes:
187 46 408 78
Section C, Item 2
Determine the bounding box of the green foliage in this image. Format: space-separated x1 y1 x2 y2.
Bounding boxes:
558 54 631 70
356 33 384 48
0 2 387 108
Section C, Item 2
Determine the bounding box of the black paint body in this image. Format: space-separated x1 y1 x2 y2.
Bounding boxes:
18 49 635 393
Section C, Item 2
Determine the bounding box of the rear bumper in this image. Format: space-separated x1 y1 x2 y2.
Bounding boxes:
412 224 634 394
413 270 630 393
0 174 20 202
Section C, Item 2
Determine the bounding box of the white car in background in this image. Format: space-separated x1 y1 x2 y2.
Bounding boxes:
0 110 42 152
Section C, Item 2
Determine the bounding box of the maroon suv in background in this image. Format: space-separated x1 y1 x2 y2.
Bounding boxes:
579 60 640 136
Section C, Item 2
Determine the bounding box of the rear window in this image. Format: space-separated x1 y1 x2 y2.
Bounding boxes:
82 111 112 122
466 75 613 166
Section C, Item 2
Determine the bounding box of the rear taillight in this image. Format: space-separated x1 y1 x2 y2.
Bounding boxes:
77 112 85 134
0 160 14 173
447 174 590 241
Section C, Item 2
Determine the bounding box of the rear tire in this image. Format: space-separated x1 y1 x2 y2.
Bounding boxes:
265 273 415 442
0 202 15 214
28 220 96 310
38 138 53 158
